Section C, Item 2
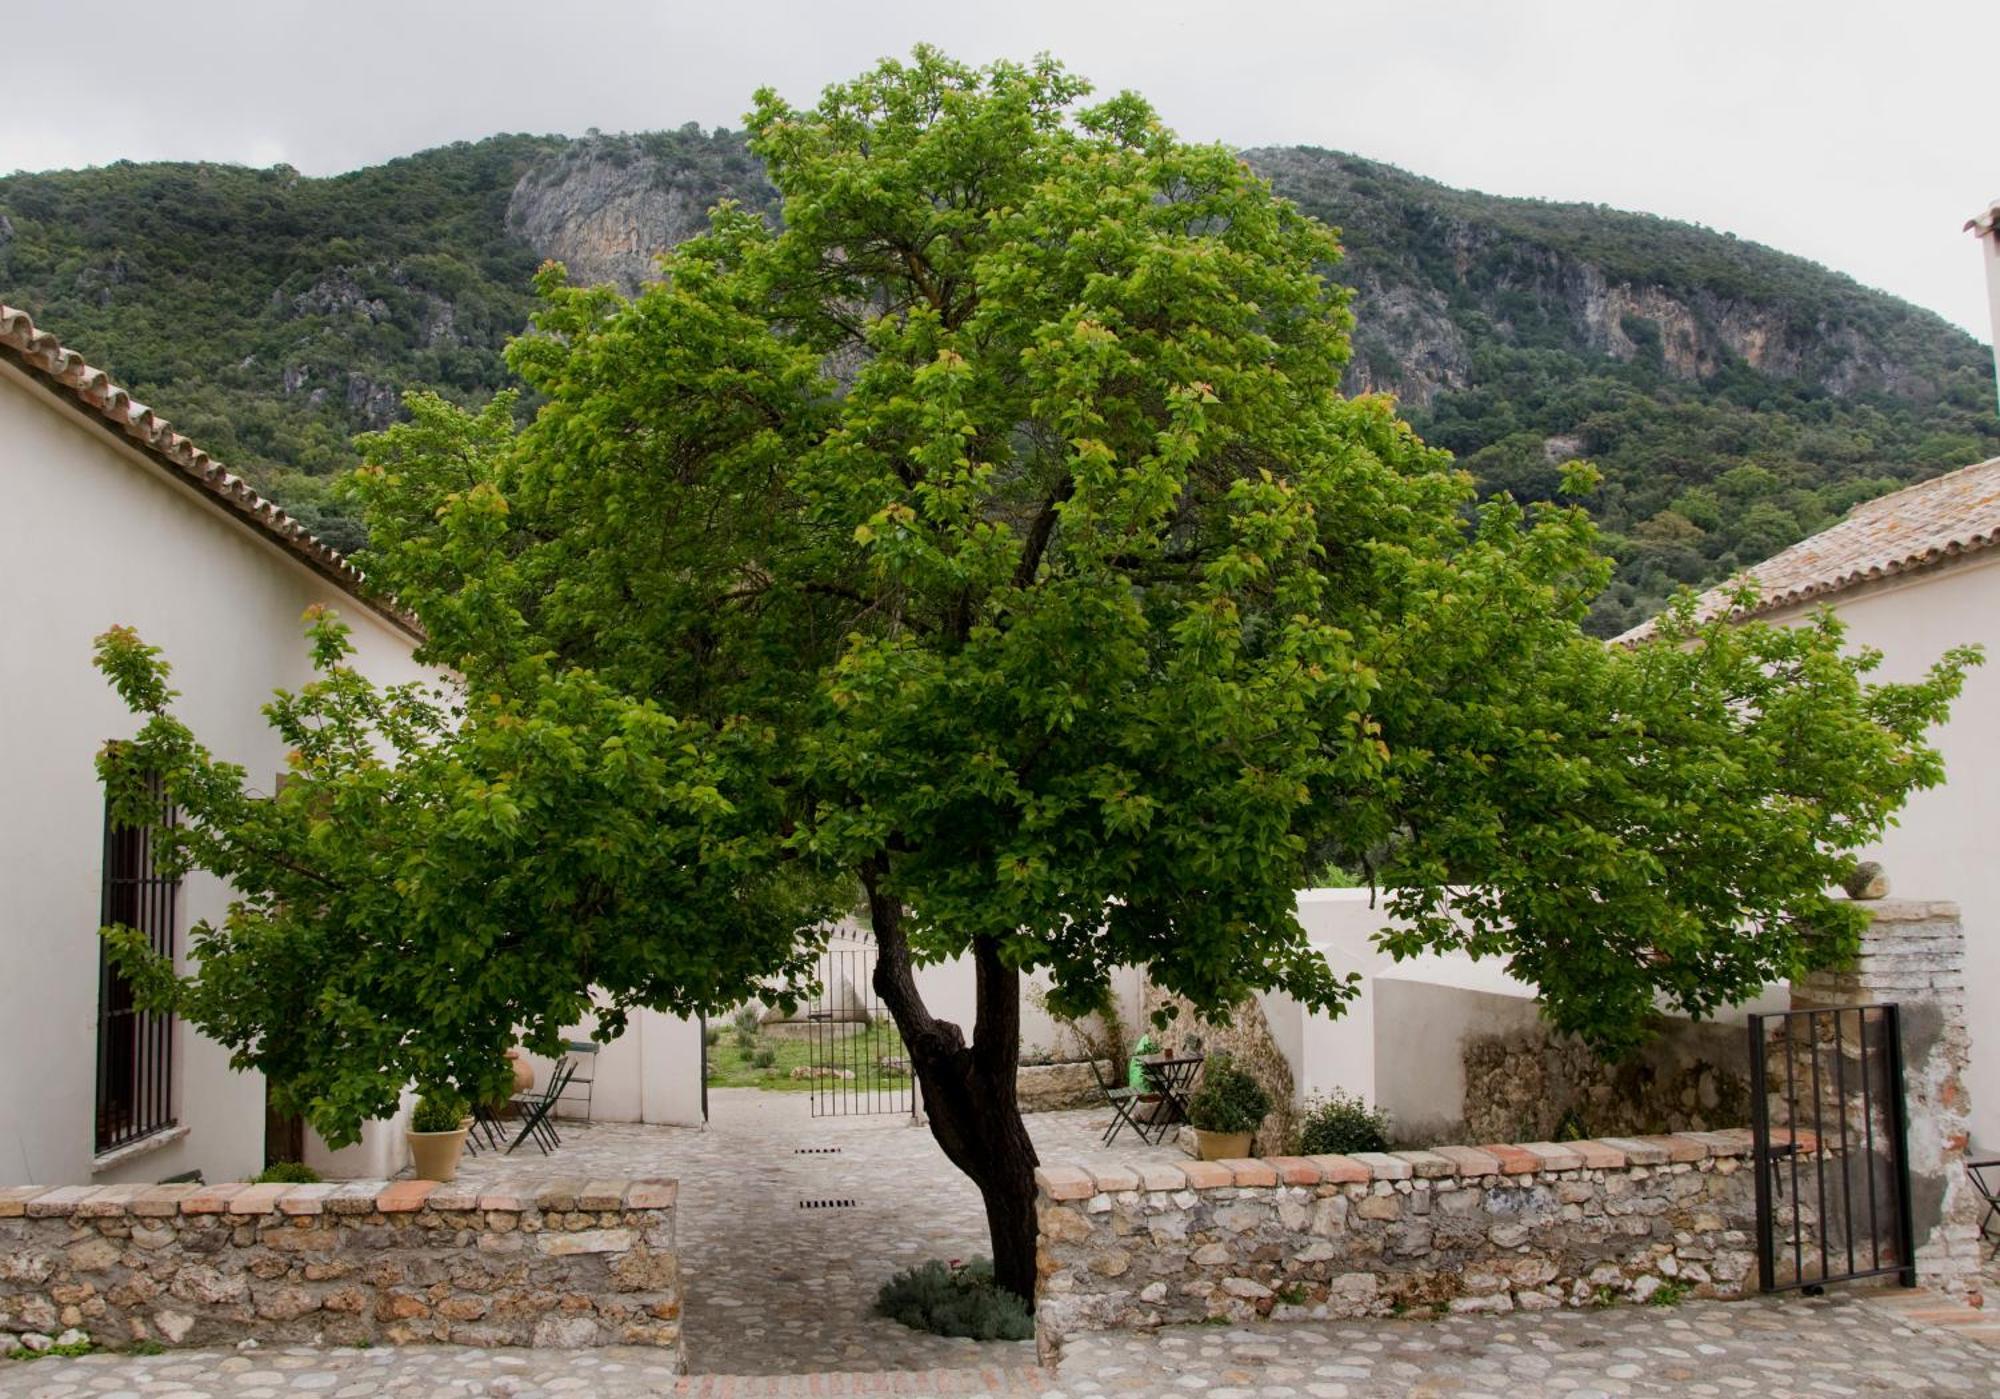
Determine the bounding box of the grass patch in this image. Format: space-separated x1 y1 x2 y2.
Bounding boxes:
1647 1279 1692 1307
875 1258 1034 1341
706 1018 910 1094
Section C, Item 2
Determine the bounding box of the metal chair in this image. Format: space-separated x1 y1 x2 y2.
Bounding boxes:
1090 1057 1158 1147
559 1039 599 1122
506 1058 577 1156
1968 1157 2000 1254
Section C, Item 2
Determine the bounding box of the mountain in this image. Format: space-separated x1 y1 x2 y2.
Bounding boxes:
3 130 1994 632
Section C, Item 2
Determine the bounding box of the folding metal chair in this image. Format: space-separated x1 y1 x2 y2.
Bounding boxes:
1090 1057 1157 1147
1968 1157 2000 1254
506 1058 577 1156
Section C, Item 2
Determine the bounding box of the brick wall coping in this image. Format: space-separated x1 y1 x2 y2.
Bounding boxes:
0 1177 678 1220
1034 1127 1830 1200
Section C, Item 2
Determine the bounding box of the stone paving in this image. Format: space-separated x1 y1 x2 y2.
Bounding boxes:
446 1089 1181 1376
9 1290 2000 1396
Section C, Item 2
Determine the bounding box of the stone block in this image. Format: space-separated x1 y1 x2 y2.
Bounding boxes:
624 1180 678 1210
1220 1158 1278 1187
1179 1160 1235 1190
1392 1150 1456 1179
1035 1166 1096 1201
1351 1152 1411 1181
375 1181 438 1214
1479 1144 1542 1175
275 1183 340 1216
1263 1156 1323 1186
1595 1137 1670 1166
1519 1142 1584 1172
1432 1146 1502 1177
1089 1165 1141 1193
1138 1163 1188 1192
1569 1140 1627 1170
1304 1154 1371 1183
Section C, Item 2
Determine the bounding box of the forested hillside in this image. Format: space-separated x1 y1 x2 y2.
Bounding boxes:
3 131 1993 630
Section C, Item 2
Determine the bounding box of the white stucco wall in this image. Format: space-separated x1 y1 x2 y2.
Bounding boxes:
0 360 430 1186
1758 554 2000 1149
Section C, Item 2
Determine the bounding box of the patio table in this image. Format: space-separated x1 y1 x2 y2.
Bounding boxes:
1140 1055 1204 1138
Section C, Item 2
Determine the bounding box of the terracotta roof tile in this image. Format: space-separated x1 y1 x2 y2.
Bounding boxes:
0 303 418 639
1617 455 2000 643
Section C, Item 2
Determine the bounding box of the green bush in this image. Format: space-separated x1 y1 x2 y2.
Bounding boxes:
251 1161 322 1184
752 1047 777 1069
731 1005 762 1036
1297 1091 1391 1155
1186 1054 1270 1135
875 1258 1034 1341
410 1092 467 1133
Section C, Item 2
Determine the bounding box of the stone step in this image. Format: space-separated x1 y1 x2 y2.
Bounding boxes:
670 1370 1053 1396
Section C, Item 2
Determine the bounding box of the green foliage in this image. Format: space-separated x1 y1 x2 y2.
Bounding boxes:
84 53 1977 1273
751 1046 777 1069
1187 1055 1272 1135
874 1258 1035 1340
1648 1279 1692 1307
250 1161 322 1184
410 1092 467 1134
731 1006 762 1036
91 609 827 1146
1298 1091 1391 1155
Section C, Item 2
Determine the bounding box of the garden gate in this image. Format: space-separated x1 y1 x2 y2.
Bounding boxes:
1748 1003 1915 1293
806 937 915 1117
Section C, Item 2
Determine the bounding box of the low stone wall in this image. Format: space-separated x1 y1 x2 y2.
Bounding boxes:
0 1177 681 1357
1018 1060 1114 1113
1034 1131 1779 1358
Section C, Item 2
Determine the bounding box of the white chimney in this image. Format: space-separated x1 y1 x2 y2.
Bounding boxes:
1970 200 2000 416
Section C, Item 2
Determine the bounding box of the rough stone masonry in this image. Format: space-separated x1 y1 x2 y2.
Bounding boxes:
1033 1130 1779 1360
0 1177 681 1358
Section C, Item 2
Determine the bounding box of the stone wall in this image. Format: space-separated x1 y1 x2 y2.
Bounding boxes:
1034 1130 1773 1360
1458 1019 1751 1145
0 1177 682 1358
1018 1061 1115 1114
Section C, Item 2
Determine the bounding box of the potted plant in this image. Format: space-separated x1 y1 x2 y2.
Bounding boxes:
1185 1054 1270 1161
406 1089 471 1182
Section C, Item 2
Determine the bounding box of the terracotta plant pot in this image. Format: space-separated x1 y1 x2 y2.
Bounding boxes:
505 1047 535 1095
1194 1128 1253 1161
407 1124 471 1182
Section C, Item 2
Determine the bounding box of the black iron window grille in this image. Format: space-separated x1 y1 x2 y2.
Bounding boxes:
95 768 179 1154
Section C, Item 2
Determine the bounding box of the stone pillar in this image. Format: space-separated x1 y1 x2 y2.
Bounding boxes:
1792 899 1981 1303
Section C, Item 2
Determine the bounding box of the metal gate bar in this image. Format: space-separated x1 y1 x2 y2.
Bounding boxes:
807 943 914 1118
1748 1003 1915 1293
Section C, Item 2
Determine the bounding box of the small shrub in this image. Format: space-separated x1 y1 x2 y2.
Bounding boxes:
731 1005 762 1036
1274 1281 1309 1305
1591 1284 1620 1309
410 1092 467 1133
1297 1091 1391 1155
1553 1106 1590 1142
875 1258 1034 1341
252 1161 322 1184
1186 1054 1270 1135
704 1024 722 1047
752 1047 777 1069
1647 1279 1692 1307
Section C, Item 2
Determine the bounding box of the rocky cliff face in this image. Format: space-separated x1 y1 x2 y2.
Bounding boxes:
507 129 779 292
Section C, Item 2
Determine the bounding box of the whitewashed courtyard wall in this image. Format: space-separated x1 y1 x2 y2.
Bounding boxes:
0 357 430 1187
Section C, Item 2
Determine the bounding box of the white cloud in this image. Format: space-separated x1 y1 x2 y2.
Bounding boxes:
4 0 1996 337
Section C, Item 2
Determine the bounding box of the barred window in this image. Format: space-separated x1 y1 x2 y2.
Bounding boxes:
96 769 179 1154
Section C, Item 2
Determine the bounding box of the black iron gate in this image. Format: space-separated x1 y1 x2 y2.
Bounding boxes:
806 940 914 1117
1748 1003 1915 1293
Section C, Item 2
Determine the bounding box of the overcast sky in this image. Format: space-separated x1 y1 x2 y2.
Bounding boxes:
7 0 1996 338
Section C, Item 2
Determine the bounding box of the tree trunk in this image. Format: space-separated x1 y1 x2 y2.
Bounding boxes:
863 875 1040 1301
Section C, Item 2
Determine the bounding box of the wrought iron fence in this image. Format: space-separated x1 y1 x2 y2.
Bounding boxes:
1748 1003 1914 1293
807 942 914 1117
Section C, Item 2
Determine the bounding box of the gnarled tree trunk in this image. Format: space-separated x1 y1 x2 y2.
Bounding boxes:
864 879 1040 1301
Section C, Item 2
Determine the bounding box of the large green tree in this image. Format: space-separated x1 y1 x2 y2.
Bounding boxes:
97 51 1973 1299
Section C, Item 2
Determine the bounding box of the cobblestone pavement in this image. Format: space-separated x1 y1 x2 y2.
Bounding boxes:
8 1291 1999 1396
448 1089 1181 1376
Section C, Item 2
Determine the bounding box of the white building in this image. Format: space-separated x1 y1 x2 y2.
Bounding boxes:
1618 455 2000 1149
0 304 439 1186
